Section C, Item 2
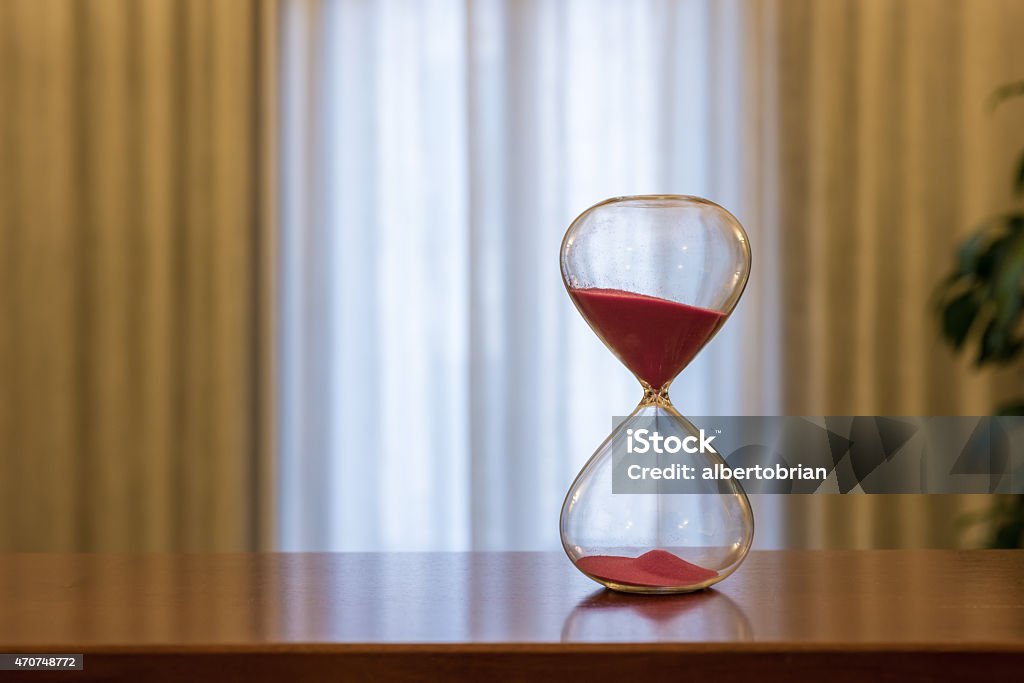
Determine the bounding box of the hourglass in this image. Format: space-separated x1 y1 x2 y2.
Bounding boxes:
560 195 753 594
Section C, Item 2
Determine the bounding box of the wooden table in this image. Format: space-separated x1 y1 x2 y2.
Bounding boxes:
2 550 1024 681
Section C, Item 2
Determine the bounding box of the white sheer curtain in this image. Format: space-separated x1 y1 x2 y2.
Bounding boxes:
279 0 780 551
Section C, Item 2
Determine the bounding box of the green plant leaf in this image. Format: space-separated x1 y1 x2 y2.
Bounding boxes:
977 318 999 365
997 401 1024 416
992 519 1024 549
1009 213 1024 233
1016 152 1024 197
940 216 1024 363
976 233 1012 280
993 250 1024 326
958 232 987 275
986 80 1024 111
941 290 980 349
977 314 1024 366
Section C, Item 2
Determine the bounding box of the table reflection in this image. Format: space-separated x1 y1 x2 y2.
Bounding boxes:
561 587 753 642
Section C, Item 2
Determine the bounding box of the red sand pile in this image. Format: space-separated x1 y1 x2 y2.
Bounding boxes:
567 288 725 389
576 549 718 588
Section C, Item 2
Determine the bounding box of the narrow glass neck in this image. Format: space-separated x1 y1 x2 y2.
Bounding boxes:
639 383 673 408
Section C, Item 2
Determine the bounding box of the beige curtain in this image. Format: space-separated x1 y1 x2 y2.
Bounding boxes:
761 0 1024 548
0 0 276 551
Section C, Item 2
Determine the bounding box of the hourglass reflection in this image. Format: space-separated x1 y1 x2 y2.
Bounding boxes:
560 195 753 594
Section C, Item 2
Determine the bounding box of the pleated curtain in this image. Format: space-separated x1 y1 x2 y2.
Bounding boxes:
0 0 276 551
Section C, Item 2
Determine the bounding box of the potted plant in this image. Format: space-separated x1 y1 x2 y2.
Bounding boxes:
935 81 1024 547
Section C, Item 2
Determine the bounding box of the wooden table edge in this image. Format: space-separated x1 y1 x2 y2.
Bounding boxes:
9 641 1024 654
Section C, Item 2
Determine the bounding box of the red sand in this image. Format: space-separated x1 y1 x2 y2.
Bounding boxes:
576 550 719 588
568 288 725 389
